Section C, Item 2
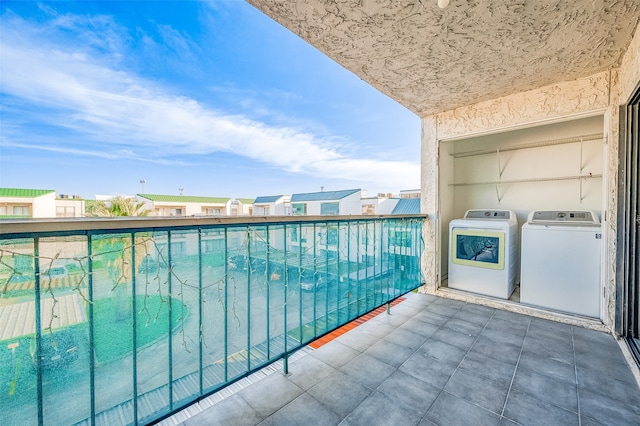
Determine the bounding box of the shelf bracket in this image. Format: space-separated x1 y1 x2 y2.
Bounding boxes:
495 184 503 204
579 136 584 174
497 149 504 178
579 172 593 203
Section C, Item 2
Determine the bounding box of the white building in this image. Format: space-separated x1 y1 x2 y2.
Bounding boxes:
137 194 231 217
55 194 85 218
290 189 362 216
360 194 399 215
231 198 255 216
253 195 290 216
0 188 56 218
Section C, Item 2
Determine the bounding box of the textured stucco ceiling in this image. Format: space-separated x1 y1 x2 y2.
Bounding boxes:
246 0 640 116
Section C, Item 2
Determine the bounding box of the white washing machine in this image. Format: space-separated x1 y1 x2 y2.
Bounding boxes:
520 210 602 318
448 209 518 299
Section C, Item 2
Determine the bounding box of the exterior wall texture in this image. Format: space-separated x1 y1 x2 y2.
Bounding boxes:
31 193 57 218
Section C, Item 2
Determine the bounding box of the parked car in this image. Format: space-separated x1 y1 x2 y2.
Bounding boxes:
138 255 167 274
300 270 337 291
227 254 247 271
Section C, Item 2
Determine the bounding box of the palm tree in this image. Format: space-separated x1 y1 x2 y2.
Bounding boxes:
86 196 150 217
86 196 150 319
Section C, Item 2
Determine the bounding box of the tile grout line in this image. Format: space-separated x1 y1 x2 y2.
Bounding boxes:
341 297 458 424
499 317 531 420
313 296 425 425
418 301 488 422
571 325 582 426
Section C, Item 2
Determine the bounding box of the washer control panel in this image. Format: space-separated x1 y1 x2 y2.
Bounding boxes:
464 210 511 219
527 210 599 225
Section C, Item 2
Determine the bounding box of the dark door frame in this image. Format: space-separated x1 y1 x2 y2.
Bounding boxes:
616 80 640 365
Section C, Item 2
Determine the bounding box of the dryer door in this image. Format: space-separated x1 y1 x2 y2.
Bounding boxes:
450 228 505 270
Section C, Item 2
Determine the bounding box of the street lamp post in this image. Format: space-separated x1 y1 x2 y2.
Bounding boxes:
140 179 146 193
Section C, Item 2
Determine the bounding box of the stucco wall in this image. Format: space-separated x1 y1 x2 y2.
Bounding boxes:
420 52 640 328
619 23 640 104
31 193 57 218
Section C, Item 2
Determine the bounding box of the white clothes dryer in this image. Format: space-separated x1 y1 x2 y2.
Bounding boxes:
448 209 518 299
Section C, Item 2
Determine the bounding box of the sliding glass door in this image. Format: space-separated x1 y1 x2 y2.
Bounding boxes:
617 83 640 364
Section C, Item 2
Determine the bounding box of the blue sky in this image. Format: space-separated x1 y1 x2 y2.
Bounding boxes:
0 1 420 199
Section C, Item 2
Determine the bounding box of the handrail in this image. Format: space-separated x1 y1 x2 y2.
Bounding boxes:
0 214 427 237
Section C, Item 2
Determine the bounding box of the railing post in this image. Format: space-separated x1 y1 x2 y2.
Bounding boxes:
34 237 43 426
131 233 139 424
88 234 96 425
166 231 173 413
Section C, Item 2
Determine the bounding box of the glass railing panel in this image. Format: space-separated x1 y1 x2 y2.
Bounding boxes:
247 225 269 370
265 225 286 360
223 227 251 381
38 235 91 426
131 230 171 423
330 222 344 330
283 224 302 348
90 232 135 425
298 223 318 342
1 238 38 426
166 229 201 412
200 227 229 392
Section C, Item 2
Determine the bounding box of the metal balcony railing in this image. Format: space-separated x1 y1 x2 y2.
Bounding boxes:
0 215 425 425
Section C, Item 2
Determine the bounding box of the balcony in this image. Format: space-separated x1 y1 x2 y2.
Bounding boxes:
0 215 424 425
157 291 640 425
2 215 639 426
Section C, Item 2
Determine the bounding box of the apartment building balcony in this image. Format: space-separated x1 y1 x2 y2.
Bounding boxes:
0 216 638 425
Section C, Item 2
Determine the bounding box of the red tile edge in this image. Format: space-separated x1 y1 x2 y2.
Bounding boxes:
308 297 406 349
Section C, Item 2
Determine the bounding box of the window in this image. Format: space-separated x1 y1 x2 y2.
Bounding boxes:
362 204 375 215
156 207 184 216
171 241 186 256
292 203 307 216
202 207 222 216
56 206 76 217
320 202 339 215
204 238 224 252
0 206 6 215
255 205 269 215
13 206 30 216
327 228 338 245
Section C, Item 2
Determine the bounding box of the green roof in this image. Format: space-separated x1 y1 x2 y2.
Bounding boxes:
0 188 55 198
237 198 255 204
138 194 230 203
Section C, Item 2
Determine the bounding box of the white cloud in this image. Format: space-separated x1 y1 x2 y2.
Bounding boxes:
0 12 419 191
